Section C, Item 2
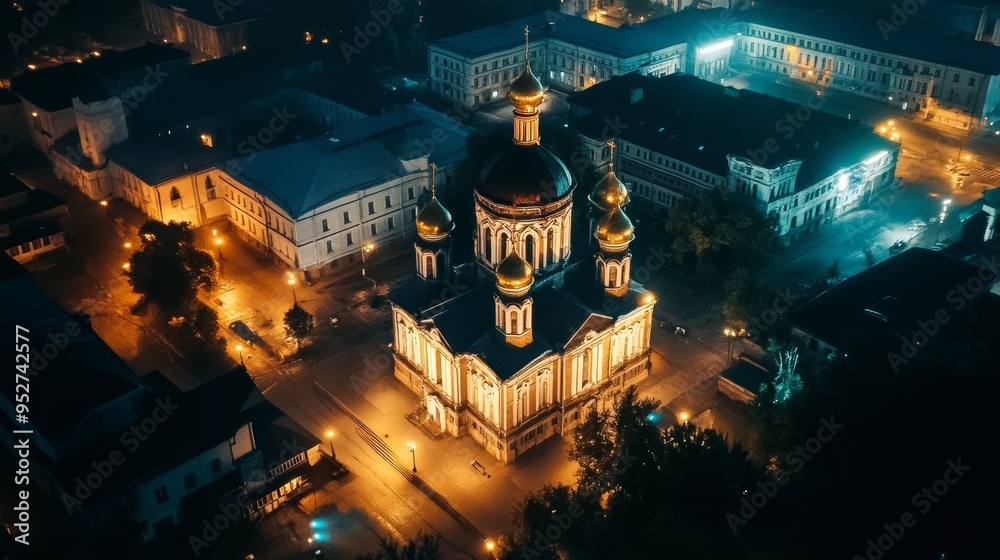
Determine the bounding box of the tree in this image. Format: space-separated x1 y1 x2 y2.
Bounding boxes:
175 303 226 350
722 266 769 332
126 220 216 315
353 532 443 560
283 303 314 350
666 190 782 280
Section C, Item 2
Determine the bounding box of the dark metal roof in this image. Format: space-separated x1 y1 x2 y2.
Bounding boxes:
477 142 575 206
391 260 648 380
570 73 897 190
788 248 990 353
9 43 191 112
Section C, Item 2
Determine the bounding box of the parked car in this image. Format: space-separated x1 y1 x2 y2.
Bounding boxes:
229 321 260 345
889 239 908 254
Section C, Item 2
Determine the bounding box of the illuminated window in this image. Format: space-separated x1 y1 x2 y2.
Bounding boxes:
200 133 213 147
169 187 181 208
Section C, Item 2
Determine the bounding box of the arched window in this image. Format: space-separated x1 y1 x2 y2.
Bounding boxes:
500 232 509 259
436 252 446 277
509 309 520 333
425 255 434 278
546 229 555 265
484 227 492 261
610 264 619 286
205 177 217 200
169 187 181 208
582 348 592 387
524 235 535 268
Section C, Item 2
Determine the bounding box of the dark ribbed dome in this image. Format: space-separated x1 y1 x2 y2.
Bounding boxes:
477 143 574 206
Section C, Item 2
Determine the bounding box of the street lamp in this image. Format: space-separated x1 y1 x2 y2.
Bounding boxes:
723 327 737 365
287 272 297 303
678 411 690 424
123 241 132 250
236 343 244 366
937 199 952 242
407 441 416 473
214 236 223 259
326 429 336 461
361 243 377 289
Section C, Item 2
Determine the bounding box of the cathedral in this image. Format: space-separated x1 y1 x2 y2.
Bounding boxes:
390 42 655 463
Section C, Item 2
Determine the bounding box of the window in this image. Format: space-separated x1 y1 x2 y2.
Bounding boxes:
205 177 217 200
184 472 197 489
326 240 333 253
370 223 378 236
169 187 181 208
384 195 391 209
347 232 354 245
368 201 375 215
968 77 976 87
154 485 169 504
321 219 329 232
388 217 395 230
952 74 960 83
343 211 351 224
408 187 415 200
209 458 221 473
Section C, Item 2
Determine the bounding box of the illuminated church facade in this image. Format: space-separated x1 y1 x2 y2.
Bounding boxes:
390 37 655 463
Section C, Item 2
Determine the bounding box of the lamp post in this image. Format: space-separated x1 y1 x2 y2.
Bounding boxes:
361 243 377 289
287 272 297 304
407 441 416 473
326 429 336 461
723 327 736 365
936 198 952 242
236 343 244 366
213 229 223 260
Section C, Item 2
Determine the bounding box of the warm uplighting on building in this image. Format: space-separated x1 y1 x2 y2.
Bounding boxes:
678 411 690 423
100 200 108 207
200 133 213 147
30 111 37 117
642 293 655 304
485 539 496 552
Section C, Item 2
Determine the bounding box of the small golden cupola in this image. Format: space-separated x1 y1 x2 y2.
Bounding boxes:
414 164 454 281
595 204 634 249
415 189 454 241
589 141 630 212
594 203 635 298
495 250 534 295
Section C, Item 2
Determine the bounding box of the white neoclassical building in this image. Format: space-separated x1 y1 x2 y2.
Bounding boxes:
390 49 655 464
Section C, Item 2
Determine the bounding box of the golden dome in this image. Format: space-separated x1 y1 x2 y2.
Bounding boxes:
509 65 544 113
589 170 630 210
415 195 453 238
595 205 634 246
495 250 534 291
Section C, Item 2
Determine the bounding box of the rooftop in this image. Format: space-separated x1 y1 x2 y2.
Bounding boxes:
737 7 1000 75
106 134 226 186
391 260 647 380
570 73 897 189
228 103 472 218
9 43 191 112
0 188 66 225
429 8 734 60
788 248 994 353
